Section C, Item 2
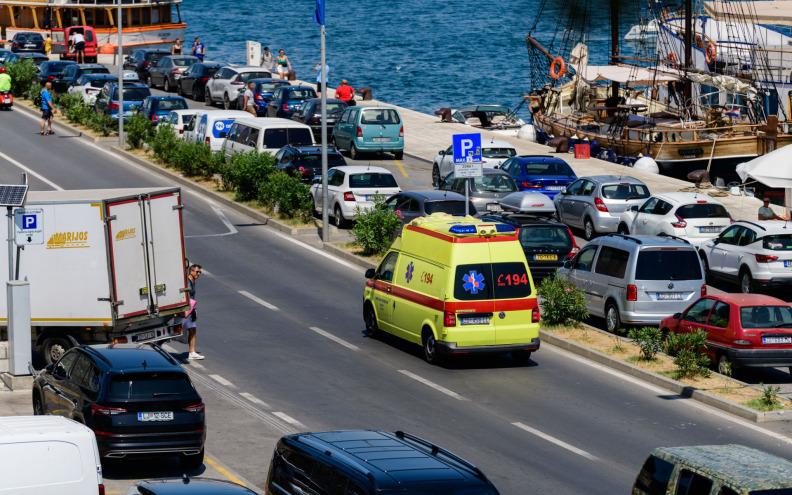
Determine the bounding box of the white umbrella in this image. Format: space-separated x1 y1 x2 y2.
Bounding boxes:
736 145 792 188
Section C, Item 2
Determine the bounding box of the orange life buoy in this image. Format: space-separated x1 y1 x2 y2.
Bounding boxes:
705 43 716 64
550 57 565 80
669 51 678 64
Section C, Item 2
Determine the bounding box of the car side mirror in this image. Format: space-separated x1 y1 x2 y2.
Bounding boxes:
45 363 54 373
629 205 638 212
563 260 573 269
438 150 445 155
673 312 682 320
124 56 131 61
364 268 376 279
219 131 227 138
312 176 321 184
182 124 189 131
560 187 567 194
433 181 439 188
713 238 720 245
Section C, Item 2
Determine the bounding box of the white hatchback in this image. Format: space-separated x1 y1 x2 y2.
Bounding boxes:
432 138 517 185
617 192 731 248
164 109 197 140
311 165 401 227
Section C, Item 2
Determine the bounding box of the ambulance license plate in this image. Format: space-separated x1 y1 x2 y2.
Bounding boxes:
133 331 155 342
657 292 683 300
460 316 490 325
138 411 173 422
534 254 557 261
763 336 792 344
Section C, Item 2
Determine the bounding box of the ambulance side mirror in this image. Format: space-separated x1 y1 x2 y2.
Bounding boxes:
365 268 376 279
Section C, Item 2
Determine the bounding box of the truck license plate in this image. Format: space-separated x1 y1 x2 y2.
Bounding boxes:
763 336 792 344
133 331 156 342
138 411 173 422
657 292 683 300
460 316 490 325
534 254 557 261
372 137 389 142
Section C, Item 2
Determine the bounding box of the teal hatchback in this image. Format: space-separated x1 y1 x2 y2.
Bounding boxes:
332 106 404 160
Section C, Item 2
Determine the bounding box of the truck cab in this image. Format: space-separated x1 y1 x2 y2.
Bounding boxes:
51 26 98 63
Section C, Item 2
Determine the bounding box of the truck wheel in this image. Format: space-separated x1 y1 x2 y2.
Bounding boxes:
364 304 381 339
422 329 443 365
180 448 204 469
43 336 72 365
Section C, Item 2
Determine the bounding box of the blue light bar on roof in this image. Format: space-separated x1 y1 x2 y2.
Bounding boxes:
495 224 516 233
449 225 477 234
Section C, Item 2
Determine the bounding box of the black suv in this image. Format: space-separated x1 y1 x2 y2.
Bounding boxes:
123 49 172 80
32 343 206 468
274 145 347 182
266 430 500 495
480 212 579 283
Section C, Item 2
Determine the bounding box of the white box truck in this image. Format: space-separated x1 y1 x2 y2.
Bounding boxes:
1 187 190 364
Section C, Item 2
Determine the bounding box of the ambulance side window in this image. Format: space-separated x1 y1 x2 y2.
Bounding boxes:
377 252 399 283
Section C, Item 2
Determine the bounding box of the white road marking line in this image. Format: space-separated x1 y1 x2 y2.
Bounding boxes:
309 326 360 351
272 412 306 429
512 422 599 461
545 345 792 446
186 204 238 238
239 392 270 409
189 361 205 369
239 290 280 311
209 374 236 388
398 370 466 401
0 150 63 190
266 229 357 270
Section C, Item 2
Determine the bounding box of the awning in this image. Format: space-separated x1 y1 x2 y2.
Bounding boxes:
736 145 792 188
579 64 681 85
704 1 792 26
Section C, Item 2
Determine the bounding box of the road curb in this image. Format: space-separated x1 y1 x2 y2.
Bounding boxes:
109 146 338 238
14 100 117 144
540 329 792 423
322 243 377 270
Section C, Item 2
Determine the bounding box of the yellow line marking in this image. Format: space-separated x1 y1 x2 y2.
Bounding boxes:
205 455 246 487
395 159 408 178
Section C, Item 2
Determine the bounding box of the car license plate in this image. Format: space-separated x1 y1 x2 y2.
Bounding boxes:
534 254 558 261
365 195 376 201
699 226 722 233
763 336 792 344
138 411 174 422
25 44 35 48
785 261 792 267
460 316 490 325
133 331 155 342
487 203 502 212
545 186 565 191
313 175 321 181
372 137 389 142
657 292 683 300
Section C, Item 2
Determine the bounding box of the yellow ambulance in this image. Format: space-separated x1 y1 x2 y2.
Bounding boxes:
363 214 540 364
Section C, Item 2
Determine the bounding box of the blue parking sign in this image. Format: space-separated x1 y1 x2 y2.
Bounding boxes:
452 133 482 164
22 215 36 229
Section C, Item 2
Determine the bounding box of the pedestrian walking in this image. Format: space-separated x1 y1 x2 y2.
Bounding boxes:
192 37 205 61
184 264 203 360
44 34 51 57
261 46 274 73
313 61 330 94
242 81 258 116
40 81 56 136
276 49 291 80
70 30 85 64
335 79 356 106
171 38 183 55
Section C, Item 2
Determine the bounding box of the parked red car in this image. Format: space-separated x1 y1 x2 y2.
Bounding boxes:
660 293 792 375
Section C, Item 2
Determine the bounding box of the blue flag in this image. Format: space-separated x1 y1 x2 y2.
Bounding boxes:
313 0 325 25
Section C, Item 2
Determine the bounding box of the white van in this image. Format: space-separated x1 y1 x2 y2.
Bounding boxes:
0 416 103 495
183 109 211 145
221 118 314 157
194 110 253 151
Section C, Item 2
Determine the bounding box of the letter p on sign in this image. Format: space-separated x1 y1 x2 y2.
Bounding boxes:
23 215 36 229
452 133 482 164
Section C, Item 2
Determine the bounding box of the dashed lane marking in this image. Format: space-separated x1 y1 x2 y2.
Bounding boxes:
512 422 599 461
239 392 270 409
272 411 307 429
209 374 236 388
189 361 205 369
239 290 280 311
309 326 360 351
205 455 246 486
0 150 63 190
397 370 466 401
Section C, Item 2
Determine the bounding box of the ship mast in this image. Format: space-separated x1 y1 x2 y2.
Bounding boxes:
684 0 692 106
610 0 619 98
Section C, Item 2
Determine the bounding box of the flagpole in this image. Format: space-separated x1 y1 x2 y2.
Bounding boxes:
319 5 329 242
117 0 124 147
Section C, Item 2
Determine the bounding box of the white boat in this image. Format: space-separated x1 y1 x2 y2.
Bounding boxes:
445 104 527 137
625 18 659 40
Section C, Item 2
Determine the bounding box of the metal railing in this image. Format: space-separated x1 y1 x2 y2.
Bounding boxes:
0 0 181 6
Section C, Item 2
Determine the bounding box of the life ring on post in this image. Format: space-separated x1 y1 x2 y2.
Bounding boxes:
705 43 716 64
668 51 679 66
550 57 565 80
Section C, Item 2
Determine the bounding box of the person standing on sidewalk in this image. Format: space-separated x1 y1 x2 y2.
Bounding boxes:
261 46 274 73
276 49 291 80
40 81 57 136
313 61 330 94
335 79 356 106
242 81 258 116
192 38 205 61
186 264 204 360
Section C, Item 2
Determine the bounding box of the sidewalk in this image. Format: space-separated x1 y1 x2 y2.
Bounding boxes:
0 388 33 416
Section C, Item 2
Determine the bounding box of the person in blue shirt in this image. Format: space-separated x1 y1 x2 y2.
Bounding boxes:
313 61 330 94
192 37 205 61
40 81 57 136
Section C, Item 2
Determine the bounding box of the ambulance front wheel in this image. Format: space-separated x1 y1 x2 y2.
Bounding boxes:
364 303 382 339
422 328 443 365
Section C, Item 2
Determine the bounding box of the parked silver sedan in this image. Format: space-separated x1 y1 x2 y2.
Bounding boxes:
436 168 518 214
147 55 200 92
553 175 650 240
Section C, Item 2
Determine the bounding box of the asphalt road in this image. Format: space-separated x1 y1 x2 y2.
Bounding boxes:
7 102 792 494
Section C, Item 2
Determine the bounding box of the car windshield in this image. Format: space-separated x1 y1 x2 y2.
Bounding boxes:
601 184 650 200
239 72 272 83
145 52 167 62
108 372 195 398
82 67 110 75
202 67 220 77
257 82 285 92
424 200 477 216
522 161 575 176
349 173 398 188
295 153 346 168
154 99 187 110
676 203 729 219
325 102 347 115
470 173 518 193
763 235 792 250
46 62 72 72
740 305 792 329
360 109 401 125
519 225 572 250
482 147 516 158
172 58 195 67
89 78 112 88
285 88 317 99
635 249 702 280
454 262 532 300
115 87 150 101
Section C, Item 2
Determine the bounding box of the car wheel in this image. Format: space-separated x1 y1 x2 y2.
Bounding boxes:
583 218 596 241
164 78 171 92
177 82 184 97
617 224 629 235
512 351 532 363
432 164 441 186
223 93 231 110
700 254 712 285
394 150 404 160
740 269 754 294
43 336 72 365
364 304 382 339
422 329 442 365
205 89 213 107
33 392 44 415
180 448 204 470
349 143 360 161
605 301 621 334
146 75 153 88
334 204 346 228
718 354 733 376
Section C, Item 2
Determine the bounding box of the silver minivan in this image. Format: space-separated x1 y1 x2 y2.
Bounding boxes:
553 175 650 240
558 234 706 333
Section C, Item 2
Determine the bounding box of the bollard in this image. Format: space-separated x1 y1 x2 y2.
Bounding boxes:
7 281 30 377
357 87 373 101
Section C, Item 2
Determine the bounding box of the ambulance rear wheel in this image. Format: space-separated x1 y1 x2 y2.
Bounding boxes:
422 329 443 365
364 304 381 339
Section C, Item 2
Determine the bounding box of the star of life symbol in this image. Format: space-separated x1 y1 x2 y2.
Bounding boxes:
462 270 485 294
405 261 414 283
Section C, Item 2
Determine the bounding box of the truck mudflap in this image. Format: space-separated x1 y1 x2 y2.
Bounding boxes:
119 322 183 344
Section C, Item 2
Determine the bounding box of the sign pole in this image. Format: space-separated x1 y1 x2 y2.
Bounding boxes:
117 1 124 147
320 23 328 242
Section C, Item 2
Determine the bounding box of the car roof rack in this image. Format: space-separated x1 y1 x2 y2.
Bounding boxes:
394 431 487 481
656 232 690 244
739 220 767 231
605 233 643 244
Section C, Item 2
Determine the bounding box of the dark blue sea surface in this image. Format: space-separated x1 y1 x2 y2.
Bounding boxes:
181 0 645 116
